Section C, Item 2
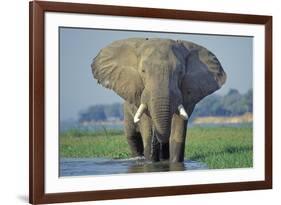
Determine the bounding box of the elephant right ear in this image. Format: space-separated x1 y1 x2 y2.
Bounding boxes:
91 39 145 105
180 41 227 107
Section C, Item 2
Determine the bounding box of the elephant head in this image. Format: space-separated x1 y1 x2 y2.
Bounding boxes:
92 38 226 142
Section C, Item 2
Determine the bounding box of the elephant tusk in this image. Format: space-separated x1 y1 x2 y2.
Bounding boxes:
178 104 188 120
134 104 147 123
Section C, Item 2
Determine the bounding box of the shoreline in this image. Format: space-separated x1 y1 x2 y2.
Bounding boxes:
192 113 252 125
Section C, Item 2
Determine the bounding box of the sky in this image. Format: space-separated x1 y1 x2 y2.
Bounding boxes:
60 27 253 121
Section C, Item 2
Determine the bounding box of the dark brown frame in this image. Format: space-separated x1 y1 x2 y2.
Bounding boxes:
29 1 272 204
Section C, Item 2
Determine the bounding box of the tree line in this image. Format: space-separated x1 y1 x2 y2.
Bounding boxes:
79 89 253 123
192 88 252 118
79 103 124 123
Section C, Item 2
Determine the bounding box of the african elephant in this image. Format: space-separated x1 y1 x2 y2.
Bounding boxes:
91 38 226 163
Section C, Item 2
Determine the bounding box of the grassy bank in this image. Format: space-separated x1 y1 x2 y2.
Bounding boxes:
60 126 252 169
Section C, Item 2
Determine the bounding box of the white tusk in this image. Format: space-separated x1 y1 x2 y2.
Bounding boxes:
178 104 188 120
134 104 147 123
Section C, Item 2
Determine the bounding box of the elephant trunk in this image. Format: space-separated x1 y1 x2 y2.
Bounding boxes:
150 97 171 143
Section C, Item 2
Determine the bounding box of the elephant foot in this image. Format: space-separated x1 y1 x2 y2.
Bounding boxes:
170 140 185 163
169 162 185 171
132 156 145 161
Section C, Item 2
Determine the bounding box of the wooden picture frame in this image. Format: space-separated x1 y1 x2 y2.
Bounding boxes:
29 1 272 204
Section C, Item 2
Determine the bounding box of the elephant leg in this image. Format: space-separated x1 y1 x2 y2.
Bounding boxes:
152 130 170 162
160 143 169 161
125 130 144 157
151 132 160 162
124 103 144 157
139 115 153 160
169 114 187 162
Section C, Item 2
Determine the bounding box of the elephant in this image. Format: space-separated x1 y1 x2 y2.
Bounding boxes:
91 38 226 163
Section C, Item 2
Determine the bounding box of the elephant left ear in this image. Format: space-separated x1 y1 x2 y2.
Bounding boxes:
180 41 227 106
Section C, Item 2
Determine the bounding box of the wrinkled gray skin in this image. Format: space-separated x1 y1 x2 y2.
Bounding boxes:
92 38 226 163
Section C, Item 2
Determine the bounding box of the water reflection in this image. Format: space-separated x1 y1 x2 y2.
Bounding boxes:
127 161 186 173
60 158 208 177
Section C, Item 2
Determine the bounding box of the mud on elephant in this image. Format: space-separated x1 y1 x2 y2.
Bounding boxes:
91 38 226 163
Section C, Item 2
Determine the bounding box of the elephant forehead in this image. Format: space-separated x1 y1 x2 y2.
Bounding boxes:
142 47 170 60
140 42 182 65
139 52 179 70
141 39 174 51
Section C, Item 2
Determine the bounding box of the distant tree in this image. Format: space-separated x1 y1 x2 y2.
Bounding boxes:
227 89 240 96
104 103 124 120
244 89 253 112
191 88 253 119
79 105 106 122
221 89 252 116
193 95 222 116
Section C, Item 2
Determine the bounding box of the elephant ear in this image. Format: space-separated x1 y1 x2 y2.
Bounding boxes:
91 38 145 105
180 41 227 107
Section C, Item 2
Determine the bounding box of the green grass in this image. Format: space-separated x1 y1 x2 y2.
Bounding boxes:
60 126 252 169
185 127 252 169
60 129 130 159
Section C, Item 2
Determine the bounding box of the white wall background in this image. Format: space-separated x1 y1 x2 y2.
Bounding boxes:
0 0 279 204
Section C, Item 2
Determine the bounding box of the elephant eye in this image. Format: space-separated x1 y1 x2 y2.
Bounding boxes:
141 69 145 73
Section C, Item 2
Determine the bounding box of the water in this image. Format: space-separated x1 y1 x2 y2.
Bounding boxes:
60 157 208 177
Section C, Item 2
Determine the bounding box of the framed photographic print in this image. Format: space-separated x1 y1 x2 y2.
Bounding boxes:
29 1 272 204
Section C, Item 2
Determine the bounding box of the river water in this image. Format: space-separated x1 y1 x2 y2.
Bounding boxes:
60 157 208 177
